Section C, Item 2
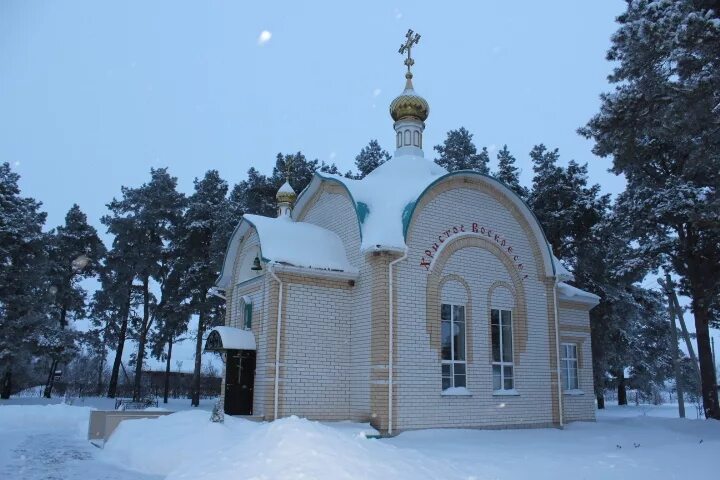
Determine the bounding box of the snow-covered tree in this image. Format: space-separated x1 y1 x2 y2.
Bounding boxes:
433 127 490 174
149 266 190 403
271 152 318 194
95 228 141 398
42 204 105 397
527 144 609 263
354 139 390 178
579 0 720 418
173 170 229 407
0 162 49 398
230 152 339 220
103 168 185 400
319 162 339 175
493 145 528 198
231 168 276 217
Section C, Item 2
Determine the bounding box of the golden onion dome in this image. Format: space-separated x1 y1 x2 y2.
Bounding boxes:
276 180 297 203
389 74 429 122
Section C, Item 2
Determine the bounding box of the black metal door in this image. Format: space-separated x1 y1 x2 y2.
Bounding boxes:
224 349 255 416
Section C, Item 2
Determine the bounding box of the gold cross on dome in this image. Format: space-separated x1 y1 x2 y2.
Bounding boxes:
398 29 421 76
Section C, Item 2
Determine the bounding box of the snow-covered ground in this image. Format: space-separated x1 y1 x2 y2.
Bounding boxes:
1 398 718 480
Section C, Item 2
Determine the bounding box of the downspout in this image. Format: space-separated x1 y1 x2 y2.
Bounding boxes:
268 265 283 421
388 249 408 436
551 277 564 428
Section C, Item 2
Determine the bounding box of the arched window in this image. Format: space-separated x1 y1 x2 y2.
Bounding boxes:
397 132 402 148
491 309 513 391
489 285 515 392
404 129 411 145
239 295 253 329
441 303 466 389
413 131 420 146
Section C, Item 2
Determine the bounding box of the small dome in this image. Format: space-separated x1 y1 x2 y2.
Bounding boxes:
389 74 429 122
276 180 297 203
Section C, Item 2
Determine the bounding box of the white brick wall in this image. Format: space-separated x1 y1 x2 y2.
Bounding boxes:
298 190 371 420
280 281 353 419
559 305 596 423
396 187 558 429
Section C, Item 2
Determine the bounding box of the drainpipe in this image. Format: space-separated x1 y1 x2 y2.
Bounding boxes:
388 249 408 435
551 277 564 428
268 265 283 421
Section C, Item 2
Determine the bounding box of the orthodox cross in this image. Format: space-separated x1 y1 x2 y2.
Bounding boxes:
398 29 421 76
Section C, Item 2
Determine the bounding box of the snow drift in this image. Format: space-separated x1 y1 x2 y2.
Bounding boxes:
102 412 459 479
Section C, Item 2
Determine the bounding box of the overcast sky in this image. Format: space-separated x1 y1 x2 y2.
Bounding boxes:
1 0 628 232
6 1 714 373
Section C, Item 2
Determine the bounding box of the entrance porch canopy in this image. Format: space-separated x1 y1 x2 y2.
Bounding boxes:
205 326 256 352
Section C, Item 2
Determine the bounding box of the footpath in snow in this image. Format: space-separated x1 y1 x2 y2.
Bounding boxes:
0 403 161 480
1 399 719 479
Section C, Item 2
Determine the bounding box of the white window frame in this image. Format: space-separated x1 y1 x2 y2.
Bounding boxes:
237 295 252 330
561 343 579 391
441 303 467 390
491 308 514 392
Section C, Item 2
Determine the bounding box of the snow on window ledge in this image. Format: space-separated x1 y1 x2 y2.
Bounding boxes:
441 387 472 396
492 389 520 396
563 389 585 396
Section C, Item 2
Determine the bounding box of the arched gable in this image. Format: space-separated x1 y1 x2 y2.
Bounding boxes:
293 174 363 266
404 171 556 279
293 173 363 243
216 212 356 290
217 217 264 290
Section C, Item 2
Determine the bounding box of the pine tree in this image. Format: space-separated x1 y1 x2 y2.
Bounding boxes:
42 204 106 397
579 0 720 418
104 168 185 401
493 145 528 198
271 152 318 194
626 289 673 401
98 226 141 398
433 127 490 173
149 258 190 403
354 139 390 178
0 163 49 398
231 152 335 220
527 144 609 263
525 146 650 408
319 161 340 176
173 170 229 407
233 168 276 217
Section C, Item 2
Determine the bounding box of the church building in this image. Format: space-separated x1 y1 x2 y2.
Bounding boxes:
207 31 600 434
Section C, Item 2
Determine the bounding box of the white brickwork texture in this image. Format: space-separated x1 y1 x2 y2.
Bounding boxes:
279 281 353 419
299 190 371 419
559 305 596 422
396 187 558 429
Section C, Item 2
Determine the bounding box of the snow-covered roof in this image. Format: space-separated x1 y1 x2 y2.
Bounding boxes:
553 255 574 282
294 154 560 278
245 214 354 270
335 154 446 251
216 214 356 289
557 282 600 306
205 326 256 351
278 181 295 194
